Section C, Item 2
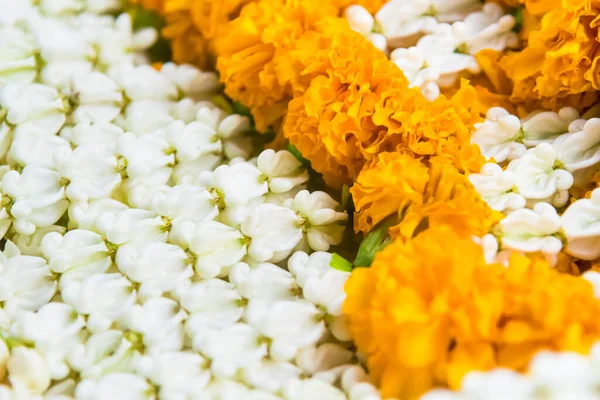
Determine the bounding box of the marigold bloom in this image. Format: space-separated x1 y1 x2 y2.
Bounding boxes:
133 0 252 69
344 227 600 399
500 1 600 112
215 0 344 131
351 153 429 233
352 152 494 235
285 33 484 188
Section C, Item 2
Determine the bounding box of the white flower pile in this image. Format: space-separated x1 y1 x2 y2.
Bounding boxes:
344 1 519 100
421 344 600 400
0 1 381 399
467 105 600 264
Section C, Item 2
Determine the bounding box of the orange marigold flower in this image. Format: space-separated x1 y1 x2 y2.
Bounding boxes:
344 227 600 399
392 160 498 239
283 26 410 187
499 1 600 112
352 152 494 235
284 32 483 188
332 0 387 13
135 0 252 69
215 0 343 131
351 152 429 233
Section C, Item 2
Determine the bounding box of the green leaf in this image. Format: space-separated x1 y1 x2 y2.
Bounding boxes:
510 7 524 33
353 218 395 268
339 184 351 212
287 143 311 167
329 253 354 272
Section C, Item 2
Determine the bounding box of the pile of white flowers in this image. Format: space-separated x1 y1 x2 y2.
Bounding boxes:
345 0 519 100
466 106 600 265
0 1 382 399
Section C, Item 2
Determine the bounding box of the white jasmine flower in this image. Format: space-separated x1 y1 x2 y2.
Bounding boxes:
471 107 525 163
242 360 302 393
83 0 122 13
75 373 154 400
287 190 347 252
0 26 38 85
170 154 223 186
368 33 388 53
41 229 111 286
257 149 309 194
68 330 139 379
116 132 174 185
561 188 600 260
54 145 122 203
10 303 85 380
8 131 71 169
61 273 135 333
118 100 174 135
468 163 526 212
177 279 243 332
529 352 597 396
0 0 36 26
1 166 68 235
245 299 325 361
340 366 380 400
159 120 222 163
498 203 563 260
345 5 374 36
473 233 500 265
283 378 346 400
95 15 157 69
521 107 580 147
390 46 441 101
458 369 535 400
109 64 178 102
11 225 66 257
184 221 247 278
582 271 600 299
229 262 298 300
137 351 210 400
67 198 128 232
376 0 481 47
0 244 56 317
95 208 168 245
242 203 303 263
69 72 124 124
507 143 574 207
200 162 268 208
452 3 518 55
147 184 219 225
0 83 67 136
60 123 124 150
118 297 187 354
28 17 94 89
192 323 267 379
116 241 193 300
160 63 219 99
7 347 51 396
295 343 354 376
37 0 82 15
554 118 600 185
195 105 252 159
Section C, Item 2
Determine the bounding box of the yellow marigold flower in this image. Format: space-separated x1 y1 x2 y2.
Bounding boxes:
500 1 600 112
391 160 498 240
133 0 252 69
352 152 494 235
351 153 429 233
283 26 410 187
344 227 600 399
332 0 387 13
215 0 343 131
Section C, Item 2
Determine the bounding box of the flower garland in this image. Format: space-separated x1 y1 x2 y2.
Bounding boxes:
8 0 600 399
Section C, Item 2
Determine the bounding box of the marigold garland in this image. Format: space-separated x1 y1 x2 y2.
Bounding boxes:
344 226 600 399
